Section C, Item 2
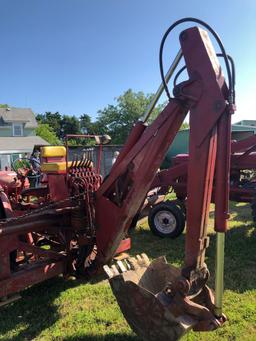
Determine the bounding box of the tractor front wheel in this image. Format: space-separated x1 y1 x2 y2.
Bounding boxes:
148 201 185 238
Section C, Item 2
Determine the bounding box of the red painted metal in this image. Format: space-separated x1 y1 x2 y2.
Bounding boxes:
0 190 13 218
47 175 69 201
151 163 188 189
180 26 230 267
0 170 29 202
0 261 64 297
95 101 186 264
149 133 256 212
96 31 232 341
110 121 146 172
214 113 232 233
94 26 231 276
114 237 131 255
231 134 256 153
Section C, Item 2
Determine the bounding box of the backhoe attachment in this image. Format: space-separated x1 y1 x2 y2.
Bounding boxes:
98 18 234 341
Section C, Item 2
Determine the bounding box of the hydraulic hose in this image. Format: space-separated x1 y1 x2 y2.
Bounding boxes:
159 17 234 105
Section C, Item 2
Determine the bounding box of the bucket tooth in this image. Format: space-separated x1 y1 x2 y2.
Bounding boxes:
103 264 115 279
110 264 120 277
117 260 128 273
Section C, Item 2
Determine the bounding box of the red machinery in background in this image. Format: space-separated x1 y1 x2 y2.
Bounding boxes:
0 18 236 340
147 134 256 238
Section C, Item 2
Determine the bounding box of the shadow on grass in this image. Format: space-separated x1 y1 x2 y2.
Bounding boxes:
62 334 141 341
207 225 256 292
0 276 97 341
130 220 256 293
209 201 252 223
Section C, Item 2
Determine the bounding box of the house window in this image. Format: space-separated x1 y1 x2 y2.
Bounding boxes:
13 123 23 136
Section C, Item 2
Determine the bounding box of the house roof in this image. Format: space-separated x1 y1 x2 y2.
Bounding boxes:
0 136 49 154
235 120 256 127
0 107 38 128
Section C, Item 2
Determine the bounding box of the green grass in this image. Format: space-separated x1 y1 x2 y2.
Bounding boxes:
0 202 256 341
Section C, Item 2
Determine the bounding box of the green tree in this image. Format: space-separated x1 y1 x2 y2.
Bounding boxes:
36 112 81 141
79 114 95 134
96 89 165 144
0 104 8 108
180 122 189 130
36 123 61 145
60 115 80 138
36 112 62 138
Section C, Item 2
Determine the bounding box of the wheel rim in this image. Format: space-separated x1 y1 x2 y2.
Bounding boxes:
153 210 177 234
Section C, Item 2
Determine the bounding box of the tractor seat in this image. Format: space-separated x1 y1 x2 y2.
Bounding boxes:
40 146 93 174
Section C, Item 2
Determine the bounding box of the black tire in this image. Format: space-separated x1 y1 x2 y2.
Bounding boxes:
148 201 185 238
175 199 186 217
129 212 140 231
251 195 256 222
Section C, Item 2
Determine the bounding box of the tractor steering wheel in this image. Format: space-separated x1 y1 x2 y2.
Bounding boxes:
12 157 41 179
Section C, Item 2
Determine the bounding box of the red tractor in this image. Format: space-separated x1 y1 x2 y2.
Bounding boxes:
0 18 237 340
146 134 256 238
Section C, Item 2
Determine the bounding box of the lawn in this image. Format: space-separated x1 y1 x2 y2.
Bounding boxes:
0 202 255 341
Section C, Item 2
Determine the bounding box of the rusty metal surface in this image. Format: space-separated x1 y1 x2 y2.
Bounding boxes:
105 255 225 341
0 261 64 297
105 255 191 341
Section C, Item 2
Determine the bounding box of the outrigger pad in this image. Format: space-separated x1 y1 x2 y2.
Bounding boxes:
104 254 197 341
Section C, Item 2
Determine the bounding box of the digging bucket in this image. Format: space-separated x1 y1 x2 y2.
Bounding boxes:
104 254 223 341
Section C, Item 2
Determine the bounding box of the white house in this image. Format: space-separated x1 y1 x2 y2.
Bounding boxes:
0 107 49 169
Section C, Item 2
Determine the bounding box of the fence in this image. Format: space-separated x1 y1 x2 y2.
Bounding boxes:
68 145 123 178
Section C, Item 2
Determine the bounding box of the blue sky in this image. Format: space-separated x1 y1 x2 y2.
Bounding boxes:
0 1 255 123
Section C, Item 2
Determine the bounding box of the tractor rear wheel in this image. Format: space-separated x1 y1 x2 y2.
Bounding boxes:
148 201 185 238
